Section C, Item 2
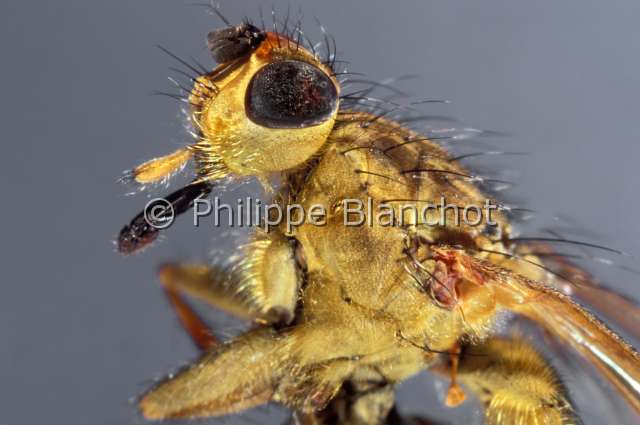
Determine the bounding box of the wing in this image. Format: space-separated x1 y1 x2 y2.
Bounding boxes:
515 241 640 342
444 247 640 414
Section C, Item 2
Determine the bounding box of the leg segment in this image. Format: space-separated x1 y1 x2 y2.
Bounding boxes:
155 261 260 350
453 336 577 425
444 342 466 407
157 262 258 351
162 277 217 351
139 328 290 420
140 229 303 418
235 229 302 324
158 262 257 321
155 228 302 349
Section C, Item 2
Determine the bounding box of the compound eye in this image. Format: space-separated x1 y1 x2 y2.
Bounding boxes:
246 60 338 128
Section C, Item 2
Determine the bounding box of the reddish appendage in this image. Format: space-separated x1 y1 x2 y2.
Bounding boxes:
429 249 489 309
431 260 460 309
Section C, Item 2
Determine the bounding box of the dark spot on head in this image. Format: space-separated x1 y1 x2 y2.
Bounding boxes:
207 23 265 63
246 60 338 128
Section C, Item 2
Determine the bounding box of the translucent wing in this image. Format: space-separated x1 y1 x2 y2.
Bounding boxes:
518 241 640 342
447 248 640 414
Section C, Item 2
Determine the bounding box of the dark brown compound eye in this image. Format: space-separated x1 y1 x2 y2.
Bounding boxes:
246 60 338 129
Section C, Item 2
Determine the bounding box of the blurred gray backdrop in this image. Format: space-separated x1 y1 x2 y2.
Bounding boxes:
1 1 639 424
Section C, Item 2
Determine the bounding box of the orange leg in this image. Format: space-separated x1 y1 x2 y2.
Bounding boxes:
158 264 217 351
444 343 466 407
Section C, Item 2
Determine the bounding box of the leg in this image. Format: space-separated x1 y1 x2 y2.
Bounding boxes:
139 230 302 419
156 228 302 348
444 342 466 407
158 262 257 322
156 260 266 351
451 336 577 425
139 328 291 420
162 278 217 351
235 229 302 324
157 262 249 351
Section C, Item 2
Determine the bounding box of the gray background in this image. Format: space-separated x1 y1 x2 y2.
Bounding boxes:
1 1 639 424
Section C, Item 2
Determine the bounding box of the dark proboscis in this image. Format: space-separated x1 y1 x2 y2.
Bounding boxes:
117 181 213 255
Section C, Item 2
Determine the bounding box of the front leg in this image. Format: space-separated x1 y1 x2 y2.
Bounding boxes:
157 228 302 340
236 229 302 324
